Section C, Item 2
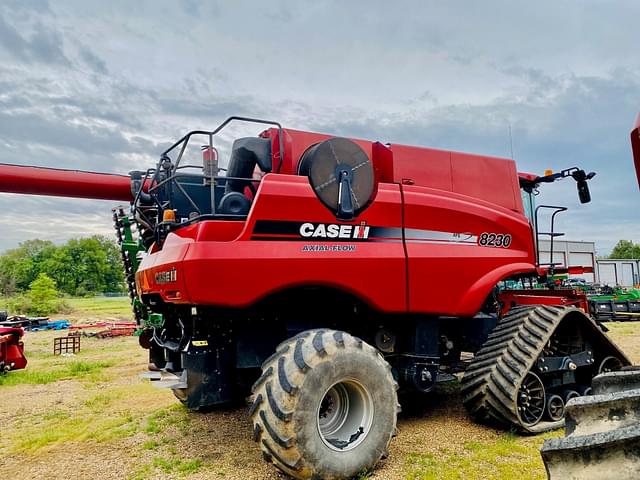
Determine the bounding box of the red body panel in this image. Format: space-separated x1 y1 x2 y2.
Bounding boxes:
402 186 534 315
0 127 544 318
389 144 523 213
137 126 538 316
138 176 408 312
0 164 133 201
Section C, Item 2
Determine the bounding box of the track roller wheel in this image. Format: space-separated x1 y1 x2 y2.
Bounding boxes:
578 385 593 396
249 329 399 480
545 395 565 422
563 389 580 404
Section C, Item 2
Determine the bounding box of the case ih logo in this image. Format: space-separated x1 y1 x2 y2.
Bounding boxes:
155 268 177 284
299 221 370 240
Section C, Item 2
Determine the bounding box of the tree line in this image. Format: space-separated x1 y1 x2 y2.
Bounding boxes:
609 240 640 259
0 236 125 297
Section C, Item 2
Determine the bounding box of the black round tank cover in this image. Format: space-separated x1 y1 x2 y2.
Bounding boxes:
299 137 375 218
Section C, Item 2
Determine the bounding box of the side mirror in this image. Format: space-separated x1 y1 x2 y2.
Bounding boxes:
571 170 596 204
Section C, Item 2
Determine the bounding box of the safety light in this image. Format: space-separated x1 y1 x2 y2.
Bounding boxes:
163 209 176 222
544 169 553 177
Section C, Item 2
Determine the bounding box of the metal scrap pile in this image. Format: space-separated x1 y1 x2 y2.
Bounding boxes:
68 322 136 338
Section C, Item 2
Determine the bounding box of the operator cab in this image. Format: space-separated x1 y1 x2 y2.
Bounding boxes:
518 173 538 225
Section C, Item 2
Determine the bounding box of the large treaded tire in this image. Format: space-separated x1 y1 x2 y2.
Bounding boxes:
249 329 399 480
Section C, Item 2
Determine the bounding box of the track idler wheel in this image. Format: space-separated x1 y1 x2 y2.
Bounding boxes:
517 372 546 427
249 329 399 480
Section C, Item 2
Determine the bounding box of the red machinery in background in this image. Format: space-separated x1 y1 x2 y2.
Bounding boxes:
0 327 27 372
631 113 640 189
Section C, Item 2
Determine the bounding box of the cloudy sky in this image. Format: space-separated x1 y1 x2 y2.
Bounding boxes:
0 0 638 255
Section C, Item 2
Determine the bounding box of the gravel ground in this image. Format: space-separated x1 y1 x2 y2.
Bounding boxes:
1 319 638 480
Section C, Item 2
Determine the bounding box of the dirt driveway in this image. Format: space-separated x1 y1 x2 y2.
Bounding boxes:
1 322 638 480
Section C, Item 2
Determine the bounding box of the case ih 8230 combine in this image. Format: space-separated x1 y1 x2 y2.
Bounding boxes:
1 116 638 479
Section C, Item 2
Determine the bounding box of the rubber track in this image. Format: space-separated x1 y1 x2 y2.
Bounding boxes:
461 305 628 433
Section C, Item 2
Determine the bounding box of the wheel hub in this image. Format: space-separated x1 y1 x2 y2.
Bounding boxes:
317 379 374 452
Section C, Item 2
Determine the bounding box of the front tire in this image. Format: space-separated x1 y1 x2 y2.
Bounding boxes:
250 329 398 480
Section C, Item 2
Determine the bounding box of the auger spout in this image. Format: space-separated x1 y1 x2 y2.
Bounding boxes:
0 163 134 201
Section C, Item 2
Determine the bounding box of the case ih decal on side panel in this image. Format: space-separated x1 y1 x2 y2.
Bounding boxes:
251 220 372 241
252 220 480 246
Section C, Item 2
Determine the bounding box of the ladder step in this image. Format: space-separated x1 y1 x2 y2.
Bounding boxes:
140 371 182 381
152 379 188 389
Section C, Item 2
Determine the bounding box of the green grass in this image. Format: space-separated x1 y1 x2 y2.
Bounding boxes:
142 440 160 450
152 457 203 474
405 432 559 480
128 406 204 480
12 408 139 453
5 382 178 456
83 390 124 410
65 296 133 317
0 359 114 386
0 295 132 319
129 456 203 480
143 405 191 435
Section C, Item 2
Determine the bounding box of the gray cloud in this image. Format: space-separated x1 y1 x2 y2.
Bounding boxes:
79 47 108 74
0 1 638 255
0 13 68 65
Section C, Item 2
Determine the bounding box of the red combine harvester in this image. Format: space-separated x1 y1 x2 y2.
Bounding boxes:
0 116 634 479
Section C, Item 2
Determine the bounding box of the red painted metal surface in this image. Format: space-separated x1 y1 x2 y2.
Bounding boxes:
402 185 534 315
0 164 133 201
631 113 640 190
499 289 589 316
136 129 539 317
389 144 523 213
0 327 27 371
93 327 136 338
138 175 408 312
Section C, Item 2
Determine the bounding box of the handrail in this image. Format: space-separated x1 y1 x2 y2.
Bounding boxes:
534 205 568 275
